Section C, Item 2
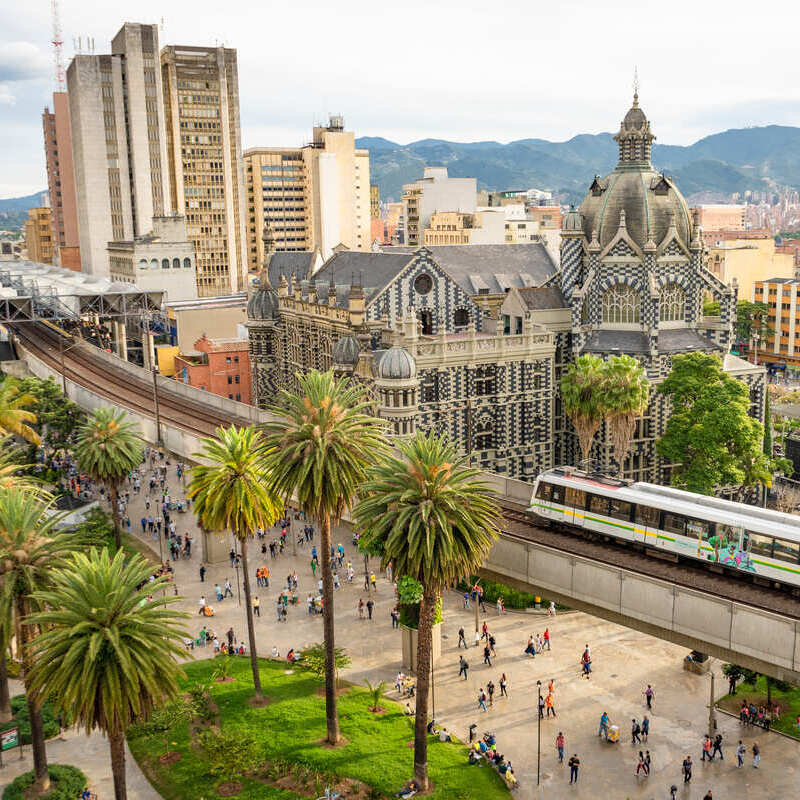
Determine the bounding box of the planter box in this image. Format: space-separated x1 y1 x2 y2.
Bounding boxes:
400 622 441 672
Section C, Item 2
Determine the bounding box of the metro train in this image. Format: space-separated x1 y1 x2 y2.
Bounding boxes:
529 467 800 588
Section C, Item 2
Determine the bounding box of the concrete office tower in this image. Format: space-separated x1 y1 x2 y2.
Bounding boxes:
402 167 476 246
244 115 371 272
42 93 80 270
67 22 168 277
161 45 247 297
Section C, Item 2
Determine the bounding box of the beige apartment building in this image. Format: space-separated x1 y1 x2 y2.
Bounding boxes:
24 208 54 264
370 184 380 218
42 92 80 270
244 116 370 272
161 45 247 297
696 204 746 239
67 22 169 277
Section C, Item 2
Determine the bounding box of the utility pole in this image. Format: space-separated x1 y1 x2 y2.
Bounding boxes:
708 671 716 738
59 334 66 394
152 364 162 448
536 680 542 785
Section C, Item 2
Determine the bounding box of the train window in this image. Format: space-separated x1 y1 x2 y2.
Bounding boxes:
551 485 564 504
661 513 686 536
635 506 659 527
745 532 774 559
608 499 632 522
588 494 609 515
565 487 586 508
773 539 800 564
535 483 551 501
686 519 711 541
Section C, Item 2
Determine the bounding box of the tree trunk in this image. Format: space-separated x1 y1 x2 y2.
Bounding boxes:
238 536 263 698
413 588 437 791
109 483 122 551
0 651 11 724
320 511 339 744
109 728 128 800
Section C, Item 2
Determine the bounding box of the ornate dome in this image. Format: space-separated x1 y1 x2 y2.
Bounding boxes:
578 94 693 252
247 284 279 320
332 334 360 366
374 346 416 380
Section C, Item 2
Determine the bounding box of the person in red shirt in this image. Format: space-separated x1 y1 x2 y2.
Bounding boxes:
544 628 551 651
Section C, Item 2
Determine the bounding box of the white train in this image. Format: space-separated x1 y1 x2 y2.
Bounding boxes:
530 468 800 587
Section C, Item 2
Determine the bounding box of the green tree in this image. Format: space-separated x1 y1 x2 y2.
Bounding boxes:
657 353 771 496
0 488 74 795
261 370 388 743
300 643 352 687
0 378 41 445
561 354 607 466
354 431 500 790
26 548 187 800
735 300 773 344
363 679 387 712
603 354 650 472
764 390 772 457
132 697 193 759
14 377 85 447
188 425 281 702
73 408 142 550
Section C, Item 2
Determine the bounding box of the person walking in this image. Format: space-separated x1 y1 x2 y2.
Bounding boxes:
483 644 492 667
499 673 508 698
568 754 580 784
458 656 469 680
358 598 365 619
752 741 760 768
458 627 467 649
223 578 233 599
543 628 551 651
555 732 565 764
682 754 693 783
252 596 260 617
548 600 556 616
598 711 610 740
644 750 651 775
486 680 495 706
711 733 723 760
643 684 654 710
366 598 374 620
631 718 641 744
545 692 556 718
635 751 647 777
391 607 399 628
701 735 712 761
478 689 487 712
370 572 377 591
488 634 497 657
641 715 650 742
226 627 235 649
735 740 746 767
481 621 489 642
198 596 206 615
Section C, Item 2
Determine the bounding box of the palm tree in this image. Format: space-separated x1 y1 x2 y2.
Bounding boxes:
0 488 75 795
26 548 187 800
0 378 41 445
603 354 650 474
354 431 500 789
261 370 388 743
73 407 142 550
188 425 281 701
561 354 607 467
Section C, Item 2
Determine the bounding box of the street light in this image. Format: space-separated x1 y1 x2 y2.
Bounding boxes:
152 363 162 448
536 679 542 785
233 554 242 607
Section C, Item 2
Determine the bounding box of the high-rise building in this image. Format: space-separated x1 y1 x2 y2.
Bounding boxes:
370 184 380 219
42 92 80 270
24 208 54 264
67 22 169 276
244 116 371 273
161 45 247 297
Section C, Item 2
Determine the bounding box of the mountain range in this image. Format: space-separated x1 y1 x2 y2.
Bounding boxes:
358 125 800 205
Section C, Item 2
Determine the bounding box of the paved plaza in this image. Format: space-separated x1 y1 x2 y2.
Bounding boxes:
2 463 799 799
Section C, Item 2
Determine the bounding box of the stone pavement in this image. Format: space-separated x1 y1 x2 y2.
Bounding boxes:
3 460 799 798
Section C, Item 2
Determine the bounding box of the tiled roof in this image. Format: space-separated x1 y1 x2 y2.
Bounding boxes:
517 286 568 310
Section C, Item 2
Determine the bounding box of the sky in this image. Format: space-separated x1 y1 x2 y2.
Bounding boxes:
2 0 800 197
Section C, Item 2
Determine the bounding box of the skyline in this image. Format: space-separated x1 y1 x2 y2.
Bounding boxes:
3 0 800 197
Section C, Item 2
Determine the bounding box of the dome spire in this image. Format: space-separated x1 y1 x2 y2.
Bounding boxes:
614 74 655 169
261 221 276 289
632 66 639 107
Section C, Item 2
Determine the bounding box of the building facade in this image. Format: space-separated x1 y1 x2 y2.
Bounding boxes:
173 333 251 403
24 208 54 264
753 278 800 367
42 92 80 269
248 95 765 486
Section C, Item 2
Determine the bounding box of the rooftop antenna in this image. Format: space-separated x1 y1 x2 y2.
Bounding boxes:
51 0 65 91
632 66 640 105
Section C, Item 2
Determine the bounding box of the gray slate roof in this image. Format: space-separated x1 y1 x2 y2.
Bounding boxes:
267 252 318 288
581 330 649 354
657 328 720 353
517 286 568 310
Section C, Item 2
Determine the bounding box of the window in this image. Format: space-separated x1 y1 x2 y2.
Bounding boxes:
414 273 433 294
550 484 564 504
234 375 240 384
454 308 469 327
235 392 241 401
228 393 233 400
502 315 511 335
173 258 180 268
659 283 685 322
773 538 800 564
588 494 609 515
686 519 711 547
184 257 192 268
635 505 659 527
227 376 233 384
474 366 496 396
475 418 493 451
661 513 685 536
745 531 773 558
150 258 158 270
138 259 148 270
419 309 433 335
233 356 239 363
226 356 231 364
608 499 632 522
535 482 552 501
565 487 586 508
513 316 522 334
602 284 641 323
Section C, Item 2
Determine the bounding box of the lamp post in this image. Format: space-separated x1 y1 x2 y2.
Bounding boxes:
752 331 760 366
152 363 162 448
233 554 241 607
536 679 542 786
708 671 716 738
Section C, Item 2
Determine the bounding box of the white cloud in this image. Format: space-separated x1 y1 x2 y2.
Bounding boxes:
0 84 14 105
0 41 50 82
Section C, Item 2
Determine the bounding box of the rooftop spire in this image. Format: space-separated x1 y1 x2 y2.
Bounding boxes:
614 75 655 170
632 66 639 107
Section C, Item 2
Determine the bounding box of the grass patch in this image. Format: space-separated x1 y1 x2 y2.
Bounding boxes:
128 657 510 800
719 676 800 739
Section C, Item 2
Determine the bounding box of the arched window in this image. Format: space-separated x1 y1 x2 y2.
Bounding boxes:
453 308 469 328
183 257 192 268
150 259 158 270
601 284 640 324
173 258 180 269
162 258 170 269
475 418 493 451
138 259 148 270
659 282 685 323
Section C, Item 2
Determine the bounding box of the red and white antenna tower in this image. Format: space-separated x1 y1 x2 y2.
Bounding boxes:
51 0 66 92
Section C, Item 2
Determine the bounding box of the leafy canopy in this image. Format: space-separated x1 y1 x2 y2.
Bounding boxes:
261 370 388 522
0 378 40 445
73 407 142 487
26 548 188 737
560 354 607 463
188 425 281 539
354 431 500 592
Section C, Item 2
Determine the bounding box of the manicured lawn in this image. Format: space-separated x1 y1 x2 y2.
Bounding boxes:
719 676 800 739
128 656 510 800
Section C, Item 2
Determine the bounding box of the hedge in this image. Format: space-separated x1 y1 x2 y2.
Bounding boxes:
3 764 87 800
0 695 61 745
457 576 567 611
